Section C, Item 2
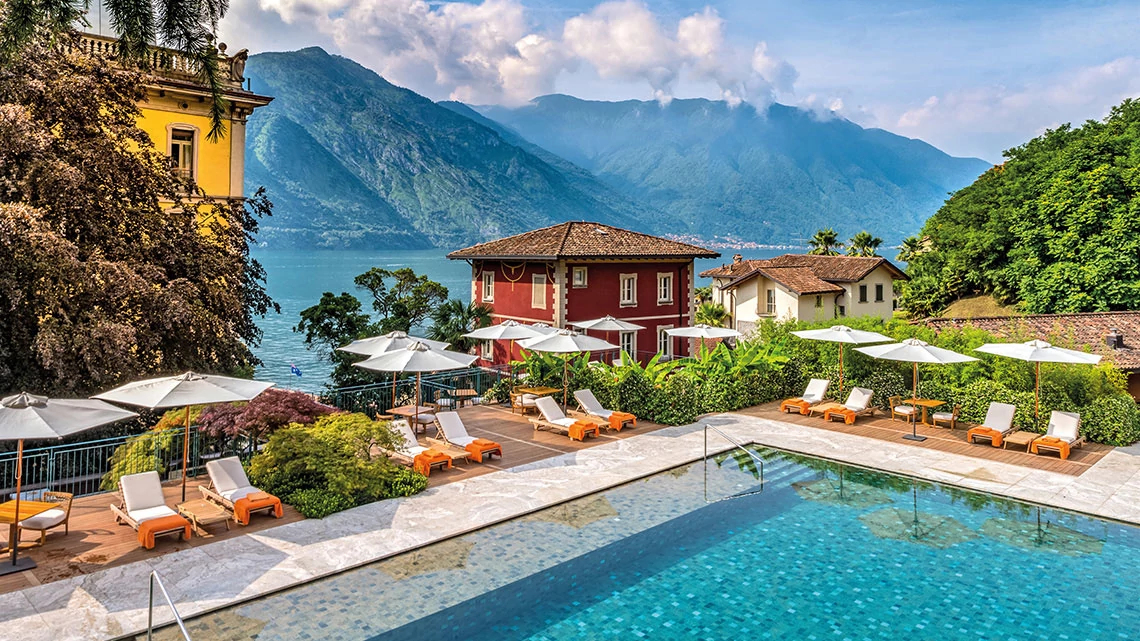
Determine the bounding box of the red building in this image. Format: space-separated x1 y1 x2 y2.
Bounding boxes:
447 222 720 365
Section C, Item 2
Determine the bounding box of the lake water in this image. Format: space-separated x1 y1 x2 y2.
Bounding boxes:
251 248 788 391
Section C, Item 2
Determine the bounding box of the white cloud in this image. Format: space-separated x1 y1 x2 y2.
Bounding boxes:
235 0 797 106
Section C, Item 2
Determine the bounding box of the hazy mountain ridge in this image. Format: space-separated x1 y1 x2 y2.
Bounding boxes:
473 95 991 244
243 48 662 249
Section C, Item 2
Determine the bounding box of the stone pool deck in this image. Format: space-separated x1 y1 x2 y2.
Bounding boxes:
5 412 1140 641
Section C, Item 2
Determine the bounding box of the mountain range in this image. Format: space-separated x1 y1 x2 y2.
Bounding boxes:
244 47 990 249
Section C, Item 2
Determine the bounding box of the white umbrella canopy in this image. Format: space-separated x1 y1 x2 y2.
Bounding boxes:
0 393 138 574
94 372 274 500
792 325 893 393
519 330 619 408
571 315 646 332
354 342 478 425
463 321 544 389
528 323 559 335
975 340 1103 419
854 339 978 442
666 324 742 339
338 331 450 357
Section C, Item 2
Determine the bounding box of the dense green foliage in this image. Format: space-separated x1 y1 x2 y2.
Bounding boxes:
902 99 1140 316
427 300 492 352
100 407 205 490
243 48 656 249
808 228 843 255
763 317 1140 444
248 412 426 517
478 95 989 244
0 38 276 394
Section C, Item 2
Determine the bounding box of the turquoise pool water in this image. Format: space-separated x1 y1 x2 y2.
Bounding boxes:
179 449 1138 641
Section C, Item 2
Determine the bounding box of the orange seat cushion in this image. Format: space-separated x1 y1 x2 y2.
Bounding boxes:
1031 436 1071 459
967 426 1004 447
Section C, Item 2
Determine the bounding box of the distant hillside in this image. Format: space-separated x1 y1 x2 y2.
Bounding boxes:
243 48 662 249
475 95 991 244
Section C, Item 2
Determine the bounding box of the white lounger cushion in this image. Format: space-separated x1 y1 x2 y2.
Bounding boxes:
844 387 873 412
536 397 577 428
207 458 251 495
393 420 430 456
983 402 1016 433
932 412 954 421
437 411 477 446
893 405 916 415
120 471 166 513
803 379 829 404
1047 411 1081 443
574 390 612 419
128 505 180 524
19 508 67 529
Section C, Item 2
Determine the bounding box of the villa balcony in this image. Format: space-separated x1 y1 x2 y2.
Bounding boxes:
66 33 249 91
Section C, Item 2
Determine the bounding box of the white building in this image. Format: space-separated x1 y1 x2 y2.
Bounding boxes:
701 254 908 335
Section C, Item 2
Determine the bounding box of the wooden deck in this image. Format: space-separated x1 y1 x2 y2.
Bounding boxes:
740 402 1111 476
0 403 665 596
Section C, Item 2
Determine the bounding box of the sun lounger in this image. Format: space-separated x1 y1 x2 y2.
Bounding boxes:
110 471 191 549
780 379 830 415
388 419 452 476
531 397 600 440
823 387 875 424
574 389 636 431
966 402 1016 447
1031 411 1084 459
201 457 283 525
436 411 502 461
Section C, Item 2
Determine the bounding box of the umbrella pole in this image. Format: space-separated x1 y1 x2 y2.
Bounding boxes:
415 372 421 431
8 439 22 568
903 362 926 442
838 344 845 394
563 357 569 411
1035 361 1041 422
181 405 190 502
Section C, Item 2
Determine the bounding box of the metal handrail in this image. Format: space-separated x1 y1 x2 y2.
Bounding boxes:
148 571 192 641
703 422 765 503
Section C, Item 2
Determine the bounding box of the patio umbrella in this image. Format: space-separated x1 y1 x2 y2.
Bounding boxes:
854 338 977 442
974 340 1102 420
338 331 451 413
665 324 742 340
518 330 619 409
462 320 543 387
354 342 477 427
0 393 138 574
94 372 274 501
571 316 645 362
791 325 892 393
528 323 559 335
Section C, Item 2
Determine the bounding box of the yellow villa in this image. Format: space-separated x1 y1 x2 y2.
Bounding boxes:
75 33 272 201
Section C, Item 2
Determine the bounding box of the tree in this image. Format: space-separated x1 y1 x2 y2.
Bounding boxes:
1 0 231 139
354 268 449 333
427 300 492 352
694 285 713 304
807 228 844 255
0 41 275 394
695 302 729 327
197 388 335 448
901 99 1140 317
847 231 883 257
896 235 926 263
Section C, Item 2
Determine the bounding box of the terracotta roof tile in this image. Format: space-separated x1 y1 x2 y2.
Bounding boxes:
925 311 1140 371
754 267 844 295
446 222 719 260
700 254 907 285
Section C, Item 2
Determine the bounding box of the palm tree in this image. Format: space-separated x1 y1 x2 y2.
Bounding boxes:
847 231 883 257
427 299 492 352
1 0 230 140
896 235 927 263
695 302 729 327
807 228 844 256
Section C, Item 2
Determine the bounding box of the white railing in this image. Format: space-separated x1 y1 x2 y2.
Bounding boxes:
68 33 244 89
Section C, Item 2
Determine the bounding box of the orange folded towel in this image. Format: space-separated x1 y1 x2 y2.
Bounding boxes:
234 491 283 525
824 408 858 425
779 398 811 415
138 514 191 550
414 449 452 476
464 438 502 462
1031 436 1071 459
608 411 637 432
967 426 1004 447
568 420 600 442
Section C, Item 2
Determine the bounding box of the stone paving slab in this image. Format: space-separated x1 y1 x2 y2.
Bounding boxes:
3 412 1140 641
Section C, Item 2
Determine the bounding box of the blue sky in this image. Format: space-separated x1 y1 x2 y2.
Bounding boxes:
209 0 1140 161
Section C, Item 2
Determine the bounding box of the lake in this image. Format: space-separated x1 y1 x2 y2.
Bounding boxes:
250 247 790 391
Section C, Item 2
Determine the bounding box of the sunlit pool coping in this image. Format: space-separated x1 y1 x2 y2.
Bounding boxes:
2 412 1139 641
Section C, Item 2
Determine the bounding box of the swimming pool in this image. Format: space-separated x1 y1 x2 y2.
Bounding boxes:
174 447 1139 640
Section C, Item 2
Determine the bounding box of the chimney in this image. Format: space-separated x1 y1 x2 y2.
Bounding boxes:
732 253 743 264
1106 328 1124 349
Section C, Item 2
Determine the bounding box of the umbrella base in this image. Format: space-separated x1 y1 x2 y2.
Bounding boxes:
0 556 36 575
902 434 928 442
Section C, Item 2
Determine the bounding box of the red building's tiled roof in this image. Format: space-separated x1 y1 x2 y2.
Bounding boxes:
446 222 720 260
701 254 907 289
925 311 1140 371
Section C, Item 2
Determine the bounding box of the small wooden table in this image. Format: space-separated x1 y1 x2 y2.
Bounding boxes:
517 386 560 397
425 439 473 464
808 402 844 418
389 405 437 432
903 398 946 425
1003 430 1038 452
0 499 57 574
452 388 479 407
178 498 232 537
